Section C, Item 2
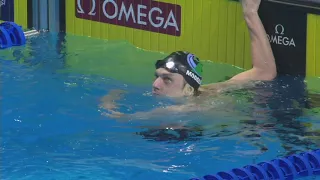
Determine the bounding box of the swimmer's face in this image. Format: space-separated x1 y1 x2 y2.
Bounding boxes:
152 68 186 97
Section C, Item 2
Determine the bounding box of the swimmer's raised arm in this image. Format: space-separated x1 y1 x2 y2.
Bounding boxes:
230 0 276 81
201 0 276 93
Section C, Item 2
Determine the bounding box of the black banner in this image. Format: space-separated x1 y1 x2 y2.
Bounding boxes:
0 0 14 21
266 0 320 15
259 1 308 76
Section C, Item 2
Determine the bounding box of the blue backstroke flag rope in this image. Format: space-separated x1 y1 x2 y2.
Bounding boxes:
190 149 320 180
0 21 26 49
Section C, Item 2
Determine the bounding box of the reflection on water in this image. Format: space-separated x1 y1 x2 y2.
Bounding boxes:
1 32 319 180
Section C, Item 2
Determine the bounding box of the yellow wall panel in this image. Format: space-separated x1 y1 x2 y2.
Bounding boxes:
192 0 203 57
66 0 75 34
234 5 246 68
316 15 320 77
307 13 320 77
149 26 159 52
208 0 220 63
90 20 101 39
14 0 28 29
226 2 237 66
217 0 228 64
306 14 316 77
317 18 320 77
180 0 193 52
200 0 212 61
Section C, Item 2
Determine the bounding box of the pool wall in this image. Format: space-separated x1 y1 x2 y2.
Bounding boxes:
1 0 320 77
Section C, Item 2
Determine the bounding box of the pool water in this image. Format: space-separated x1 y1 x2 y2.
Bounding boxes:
1 32 319 180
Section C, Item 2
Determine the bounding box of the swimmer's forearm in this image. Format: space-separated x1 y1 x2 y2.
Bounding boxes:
244 12 276 79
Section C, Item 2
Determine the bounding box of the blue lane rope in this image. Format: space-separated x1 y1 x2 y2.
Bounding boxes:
190 149 320 180
0 21 26 49
0 26 12 49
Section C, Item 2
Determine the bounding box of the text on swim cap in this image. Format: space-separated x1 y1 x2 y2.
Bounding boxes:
186 70 201 85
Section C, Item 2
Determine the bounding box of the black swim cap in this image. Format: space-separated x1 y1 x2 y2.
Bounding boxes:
155 51 203 90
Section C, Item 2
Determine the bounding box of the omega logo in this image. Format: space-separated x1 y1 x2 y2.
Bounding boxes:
267 23 296 47
77 0 96 16
275 24 284 35
75 0 181 36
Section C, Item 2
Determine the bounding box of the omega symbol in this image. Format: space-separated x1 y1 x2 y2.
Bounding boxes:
77 0 97 16
275 24 284 35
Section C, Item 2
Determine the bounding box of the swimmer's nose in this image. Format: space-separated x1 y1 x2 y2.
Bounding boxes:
152 78 162 93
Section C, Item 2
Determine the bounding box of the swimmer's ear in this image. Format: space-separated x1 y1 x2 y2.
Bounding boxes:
183 84 194 96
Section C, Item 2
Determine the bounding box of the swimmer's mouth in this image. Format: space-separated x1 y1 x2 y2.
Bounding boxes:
152 87 160 95
152 90 160 95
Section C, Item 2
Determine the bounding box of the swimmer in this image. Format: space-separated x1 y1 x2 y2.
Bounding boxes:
100 0 277 119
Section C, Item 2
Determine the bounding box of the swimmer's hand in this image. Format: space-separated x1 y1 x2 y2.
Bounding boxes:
101 110 125 119
240 0 261 15
99 89 127 111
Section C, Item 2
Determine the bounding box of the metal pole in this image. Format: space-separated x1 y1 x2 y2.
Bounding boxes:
48 0 61 32
39 0 48 30
32 0 39 29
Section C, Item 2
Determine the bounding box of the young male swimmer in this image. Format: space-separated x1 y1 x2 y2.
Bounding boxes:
100 0 277 119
